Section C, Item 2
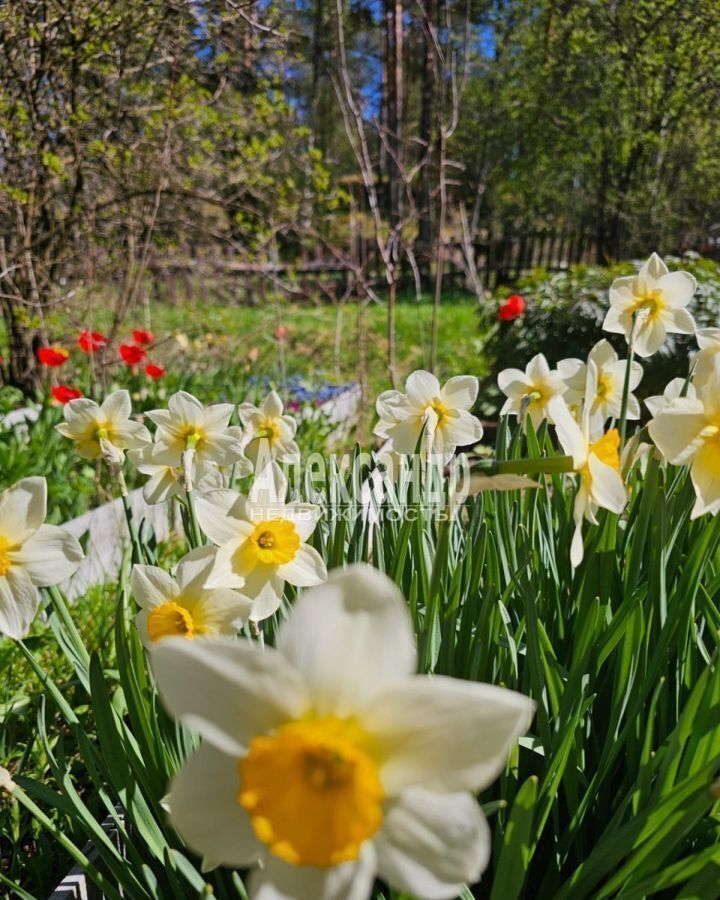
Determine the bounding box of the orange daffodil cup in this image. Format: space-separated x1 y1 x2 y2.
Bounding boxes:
132 546 251 646
152 565 534 900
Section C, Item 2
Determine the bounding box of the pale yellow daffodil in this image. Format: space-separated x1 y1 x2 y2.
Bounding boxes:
602 252 696 358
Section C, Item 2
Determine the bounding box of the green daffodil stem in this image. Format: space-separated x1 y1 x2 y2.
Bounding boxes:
474 456 576 476
186 488 203 550
120 490 144 565
618 318 637 445
46 585 90 668
6 781 125 900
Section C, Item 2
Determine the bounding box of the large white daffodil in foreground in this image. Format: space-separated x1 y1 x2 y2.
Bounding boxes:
195 463 326 621
239 390 300 469
498 353 566 430
132 546 251 647
56 390 151 461
558 339 642 431
602 252 696 358
152 565 534 900
550 363 627 567
649 357 720 518
0 477 83 639
374 370 483 462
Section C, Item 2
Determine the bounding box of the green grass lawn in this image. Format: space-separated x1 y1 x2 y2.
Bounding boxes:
47 290 487 405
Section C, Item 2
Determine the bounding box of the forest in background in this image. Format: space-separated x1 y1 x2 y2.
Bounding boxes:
1 0 720 391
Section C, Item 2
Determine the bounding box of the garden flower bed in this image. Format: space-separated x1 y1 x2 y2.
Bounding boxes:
1 253 720 899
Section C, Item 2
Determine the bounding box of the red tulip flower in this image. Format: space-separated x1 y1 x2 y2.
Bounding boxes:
78 330 108 353
274 324 287 340
132 329 154 346
145 364 165 380
51 385 83 404
37 346 69 367
498 294 526 321
119 343 146 365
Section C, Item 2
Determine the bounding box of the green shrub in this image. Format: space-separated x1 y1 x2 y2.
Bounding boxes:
477 256 720 417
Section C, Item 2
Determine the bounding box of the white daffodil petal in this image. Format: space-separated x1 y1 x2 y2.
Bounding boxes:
204 538 252 590
0 477 46 542
250 847 377 900
101 389 132 422
175 546 218 595
375 788 490 900
282 503 321 541
0 568 40 639
442 410 483 448
602 306 626 336
657 271 696 308
690 443 720 519
386 418 424 455
246 570 285 622
361 675 533 794
664 307 696 335
439 376 478 411
278 544 327 588
167 742 262 869
587 455 626 514
648 400 708 464
11 525 83 586
277 565 417 716
195 490 247 545
549 398 586 468
634 317 666 358
262 391 284 419
151 637 309 755
405 370 441 407
131 565 179 610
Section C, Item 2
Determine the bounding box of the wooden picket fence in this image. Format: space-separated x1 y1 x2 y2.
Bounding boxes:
144 228 598 305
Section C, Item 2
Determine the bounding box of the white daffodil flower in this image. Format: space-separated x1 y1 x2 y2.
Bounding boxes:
147 391 252 476
129 444 222 505
238 391 300 469
195 463 326 621
692 327 720 388
56 390 151 461
550 362 627 567
557 339 643 431
644 377 696 418
602 252 696 358
374 370 483 462
498 353 566 430
151 564 534 899
648 356 720 518
131 546 251 646
0 477 83 639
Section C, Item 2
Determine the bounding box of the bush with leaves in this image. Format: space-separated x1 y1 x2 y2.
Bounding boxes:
477 256 720 417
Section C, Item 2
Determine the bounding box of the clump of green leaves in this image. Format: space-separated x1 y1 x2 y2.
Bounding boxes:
1 416 720 898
